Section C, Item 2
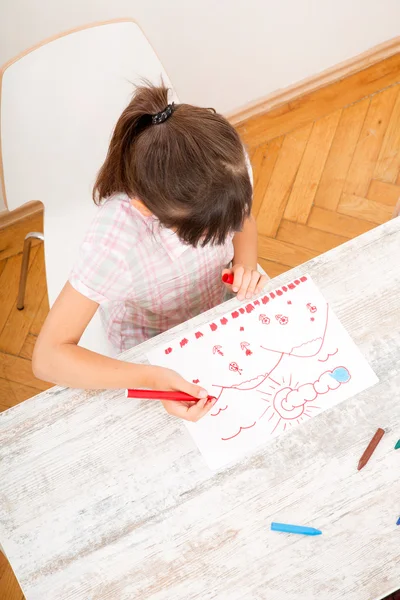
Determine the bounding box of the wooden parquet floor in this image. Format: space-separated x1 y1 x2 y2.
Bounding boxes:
1 53 400 600
238 53 400 278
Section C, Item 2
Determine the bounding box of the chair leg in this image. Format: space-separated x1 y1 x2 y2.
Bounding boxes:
16 232 44 310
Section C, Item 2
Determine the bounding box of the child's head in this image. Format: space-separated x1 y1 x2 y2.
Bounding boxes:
93 83 252 247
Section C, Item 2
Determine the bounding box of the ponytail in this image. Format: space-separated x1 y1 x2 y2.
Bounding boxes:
93 84 170 203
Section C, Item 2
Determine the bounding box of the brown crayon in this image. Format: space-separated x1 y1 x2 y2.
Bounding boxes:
357 428 385 471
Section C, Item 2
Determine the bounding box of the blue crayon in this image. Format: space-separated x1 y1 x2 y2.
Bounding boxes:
271 522 322 536
396 517 400 526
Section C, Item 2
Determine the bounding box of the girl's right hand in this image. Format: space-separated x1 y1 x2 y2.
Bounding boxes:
151 366 217 422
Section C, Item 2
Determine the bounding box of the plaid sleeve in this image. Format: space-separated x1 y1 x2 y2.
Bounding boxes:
69 242 131 303
69 200 132 303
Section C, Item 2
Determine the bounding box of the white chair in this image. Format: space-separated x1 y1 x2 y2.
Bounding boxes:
0 19 178 356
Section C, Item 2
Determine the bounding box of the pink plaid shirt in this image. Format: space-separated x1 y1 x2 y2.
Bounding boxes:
69 194 234 352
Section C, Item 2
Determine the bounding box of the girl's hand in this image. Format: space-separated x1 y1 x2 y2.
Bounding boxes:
222 264 268 301
151 366 217 422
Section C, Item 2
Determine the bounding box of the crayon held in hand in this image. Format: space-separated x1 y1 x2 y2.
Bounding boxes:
357 427 385 471
125 389 216 403
271 522 322 536
222 273 234 285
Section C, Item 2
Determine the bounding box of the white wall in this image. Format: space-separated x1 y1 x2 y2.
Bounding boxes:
1 0 399 210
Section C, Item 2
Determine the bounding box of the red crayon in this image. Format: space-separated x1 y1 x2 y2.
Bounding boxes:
125 389 215 403
222 273 234 284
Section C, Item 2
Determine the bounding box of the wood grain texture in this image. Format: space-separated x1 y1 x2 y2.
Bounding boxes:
0 352 50 391
229 37 400 126
258 235 318 267
307 206 375 238
257 124 312 237
251 137 284 218
19 334 37 361
367 179 400 206
0 553 24 600
257 258 289 279
343 87 399 197
276 220 349 253
0 246 45 356
338 193 394 225
284 110 341 223
373 90 400 183
236 52 400 147
0 248 40 343
0 210 43 262
1 219 400 600
314 99 370 211
30 294 49 337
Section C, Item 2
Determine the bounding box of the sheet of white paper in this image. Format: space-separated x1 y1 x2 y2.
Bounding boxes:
147 275 378 469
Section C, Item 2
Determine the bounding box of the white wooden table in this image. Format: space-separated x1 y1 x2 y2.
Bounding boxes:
1 219 400 600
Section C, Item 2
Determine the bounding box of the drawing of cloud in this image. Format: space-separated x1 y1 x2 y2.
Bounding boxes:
286 384 317 408
273 367 350 419
330 367 351 383
314 371 341 394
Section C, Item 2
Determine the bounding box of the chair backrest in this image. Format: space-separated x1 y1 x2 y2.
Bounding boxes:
0 20 178 355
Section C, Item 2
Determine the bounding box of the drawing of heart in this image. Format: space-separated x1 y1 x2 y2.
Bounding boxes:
272 367 351 420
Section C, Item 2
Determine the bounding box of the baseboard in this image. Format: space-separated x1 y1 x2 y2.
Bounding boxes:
228 36 400 127
0 201 43 230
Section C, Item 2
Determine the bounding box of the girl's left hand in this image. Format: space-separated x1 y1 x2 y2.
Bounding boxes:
222 264 269 301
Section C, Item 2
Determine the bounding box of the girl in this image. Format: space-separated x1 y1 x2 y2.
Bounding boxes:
33 84 268 422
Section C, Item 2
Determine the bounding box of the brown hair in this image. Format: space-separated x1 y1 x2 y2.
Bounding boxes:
93 83 252 247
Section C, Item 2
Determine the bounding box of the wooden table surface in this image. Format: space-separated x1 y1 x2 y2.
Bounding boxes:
1 219 400 600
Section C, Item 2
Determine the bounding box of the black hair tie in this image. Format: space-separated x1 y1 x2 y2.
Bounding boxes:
152 103 175 125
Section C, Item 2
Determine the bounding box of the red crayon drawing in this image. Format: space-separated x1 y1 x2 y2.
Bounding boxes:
221 422 256 441
211 405 228 417
240 341 252 356
275 314 289 325
229 362 242 375
148 277 377 471
318 349 338 362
